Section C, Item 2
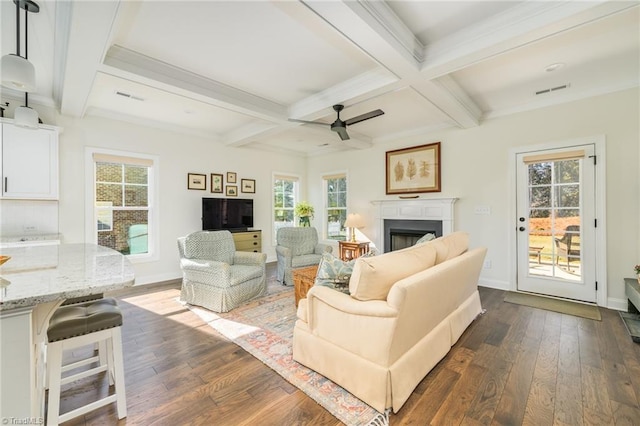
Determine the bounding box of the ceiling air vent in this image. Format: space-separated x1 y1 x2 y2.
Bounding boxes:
114 91 144 102
535 84 570 96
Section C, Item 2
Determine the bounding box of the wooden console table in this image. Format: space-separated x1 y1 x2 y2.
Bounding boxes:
338 241 370 261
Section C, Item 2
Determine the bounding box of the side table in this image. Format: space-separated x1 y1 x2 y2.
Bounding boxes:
293 265 318 307
338 241 370 261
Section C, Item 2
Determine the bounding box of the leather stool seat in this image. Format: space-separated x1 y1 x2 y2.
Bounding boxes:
48 298 121 342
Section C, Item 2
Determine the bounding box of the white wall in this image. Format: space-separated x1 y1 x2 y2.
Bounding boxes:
54 115 307 284
306 88 639 309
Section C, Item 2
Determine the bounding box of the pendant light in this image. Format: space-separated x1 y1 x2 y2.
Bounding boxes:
1 0 39 92
9 0 40 129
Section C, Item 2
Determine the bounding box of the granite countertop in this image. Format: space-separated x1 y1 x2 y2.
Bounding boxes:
0 243 135 311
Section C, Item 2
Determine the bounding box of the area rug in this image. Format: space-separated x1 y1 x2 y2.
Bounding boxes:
504 291 601 321
181 281 389 426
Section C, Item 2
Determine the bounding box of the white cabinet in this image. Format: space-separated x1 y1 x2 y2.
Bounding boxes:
1 122 59 199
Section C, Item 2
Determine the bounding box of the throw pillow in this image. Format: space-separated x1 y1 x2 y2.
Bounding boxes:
314 250 375 289
414 233 436 245
349 242 437 301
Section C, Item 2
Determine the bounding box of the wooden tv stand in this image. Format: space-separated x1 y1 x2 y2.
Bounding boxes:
231 230 262 253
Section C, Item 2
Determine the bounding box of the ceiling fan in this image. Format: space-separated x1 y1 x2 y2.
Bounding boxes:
289 104 384 141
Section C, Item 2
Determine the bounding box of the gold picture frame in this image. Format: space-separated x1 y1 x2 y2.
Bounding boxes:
226 185 238 197
210 173 223 193
241 179 255 194
385 142 441 194
187 173 207 190
226 172 237 184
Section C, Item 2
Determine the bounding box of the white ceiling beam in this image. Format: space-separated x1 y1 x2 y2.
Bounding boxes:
223 122 287 148
301 0 481 128
54 1 121 117
289 69 400 121
421 0 638 79
103 46 287 123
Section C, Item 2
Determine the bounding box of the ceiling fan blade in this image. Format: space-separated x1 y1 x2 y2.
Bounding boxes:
336 127 350 141
288 118 328 127
344 109 384 126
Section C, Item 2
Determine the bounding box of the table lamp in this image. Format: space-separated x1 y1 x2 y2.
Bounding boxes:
344 213 365 242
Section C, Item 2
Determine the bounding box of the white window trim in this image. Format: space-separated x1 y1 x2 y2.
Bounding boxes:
322 171 348 240
85 147 160 263
272 172 301 246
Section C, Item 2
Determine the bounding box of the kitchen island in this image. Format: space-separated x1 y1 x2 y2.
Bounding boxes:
0 244 135 421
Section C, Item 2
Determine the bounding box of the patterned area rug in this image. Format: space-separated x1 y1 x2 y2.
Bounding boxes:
182 280 388 426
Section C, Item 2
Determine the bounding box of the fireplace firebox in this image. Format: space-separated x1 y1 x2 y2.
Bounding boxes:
384 219 442 252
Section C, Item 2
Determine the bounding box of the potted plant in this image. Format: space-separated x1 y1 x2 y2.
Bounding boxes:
635 264 640 283
295 201 314 227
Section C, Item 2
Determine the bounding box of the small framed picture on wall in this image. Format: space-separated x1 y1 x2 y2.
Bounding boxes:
226 172 237 184
211 173 223 193
187 173 207 190
241 179 255 193
226 185 238 197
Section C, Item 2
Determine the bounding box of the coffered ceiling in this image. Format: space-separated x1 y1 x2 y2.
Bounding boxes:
1 1 638 156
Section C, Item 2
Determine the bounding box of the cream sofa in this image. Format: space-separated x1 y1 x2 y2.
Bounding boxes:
292 232 487 413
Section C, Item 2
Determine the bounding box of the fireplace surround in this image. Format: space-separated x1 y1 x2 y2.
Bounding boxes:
372 198 457 253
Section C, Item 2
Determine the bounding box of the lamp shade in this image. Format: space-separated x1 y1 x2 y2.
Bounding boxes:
344 213 365 229
14 106 39 129
1 54 36 92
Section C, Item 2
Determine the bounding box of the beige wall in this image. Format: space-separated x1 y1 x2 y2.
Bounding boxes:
306 88 639 308
54 115 308 284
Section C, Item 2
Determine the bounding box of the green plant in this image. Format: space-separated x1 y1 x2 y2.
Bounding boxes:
635 264 640 275
294 201 314 218
295 201 314 227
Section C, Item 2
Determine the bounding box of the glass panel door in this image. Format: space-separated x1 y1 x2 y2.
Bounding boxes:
516 145 596 302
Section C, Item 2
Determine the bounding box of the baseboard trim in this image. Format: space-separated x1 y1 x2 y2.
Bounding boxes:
478 278 510 291
607 297 628 312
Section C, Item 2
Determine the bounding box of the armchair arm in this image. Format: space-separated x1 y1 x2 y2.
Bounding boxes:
276 245 293 265
233 251 267 266
314 243 332 255
303 286 397 364
180 258 231 285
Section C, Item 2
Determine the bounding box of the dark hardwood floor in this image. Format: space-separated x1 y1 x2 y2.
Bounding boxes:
58 265 640 425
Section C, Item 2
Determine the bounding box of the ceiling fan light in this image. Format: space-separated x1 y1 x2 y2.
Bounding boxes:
14 106 39 129
1 54 36 92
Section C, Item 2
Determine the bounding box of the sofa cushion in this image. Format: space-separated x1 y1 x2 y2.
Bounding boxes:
349 243 437 301
426 231 469 264
291 253 323 268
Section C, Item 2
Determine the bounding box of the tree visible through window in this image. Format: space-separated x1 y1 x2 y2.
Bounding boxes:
325 174 347 240
94 155 152 256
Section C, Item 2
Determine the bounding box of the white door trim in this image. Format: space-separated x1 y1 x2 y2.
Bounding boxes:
508 135 607 307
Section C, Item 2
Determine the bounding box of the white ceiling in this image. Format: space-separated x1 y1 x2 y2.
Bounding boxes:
2 0 638 156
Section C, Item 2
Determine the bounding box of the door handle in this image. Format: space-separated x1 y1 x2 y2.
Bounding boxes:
519 226 526 232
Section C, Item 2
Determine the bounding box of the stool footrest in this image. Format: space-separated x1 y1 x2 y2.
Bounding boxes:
61 364 108 386
61 355 100 373
59 394 118 423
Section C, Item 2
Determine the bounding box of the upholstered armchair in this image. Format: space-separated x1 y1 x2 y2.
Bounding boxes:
177 230 267 313
276 227 332 285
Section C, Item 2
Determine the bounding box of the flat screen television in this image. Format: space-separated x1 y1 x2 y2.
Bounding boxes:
202 198 254 231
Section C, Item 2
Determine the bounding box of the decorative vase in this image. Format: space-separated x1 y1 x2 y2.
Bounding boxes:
299 216 311 227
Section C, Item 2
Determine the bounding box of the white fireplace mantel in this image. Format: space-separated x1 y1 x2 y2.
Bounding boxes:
371 198 457 250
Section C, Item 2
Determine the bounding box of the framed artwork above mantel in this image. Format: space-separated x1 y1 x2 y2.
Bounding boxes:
385 142 441 194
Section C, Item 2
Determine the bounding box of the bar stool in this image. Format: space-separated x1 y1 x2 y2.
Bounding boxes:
46 298 127 425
